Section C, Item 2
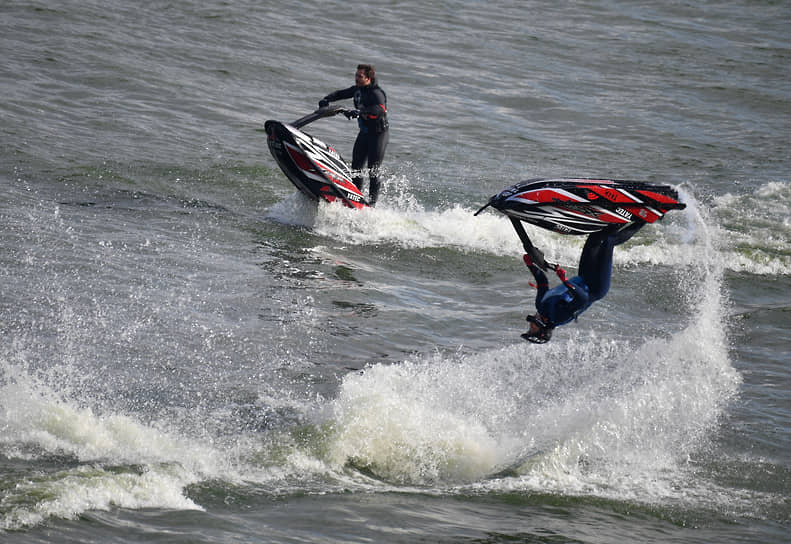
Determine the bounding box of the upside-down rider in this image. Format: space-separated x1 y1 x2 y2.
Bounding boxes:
522 221 645 343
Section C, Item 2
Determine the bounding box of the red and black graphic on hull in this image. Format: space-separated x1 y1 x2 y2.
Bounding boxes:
265 111 370 210
478 178 686 235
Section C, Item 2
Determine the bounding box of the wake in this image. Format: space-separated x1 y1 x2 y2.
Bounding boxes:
324 191 742 511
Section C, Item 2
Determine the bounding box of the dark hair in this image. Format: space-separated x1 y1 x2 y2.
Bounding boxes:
357 64 376 84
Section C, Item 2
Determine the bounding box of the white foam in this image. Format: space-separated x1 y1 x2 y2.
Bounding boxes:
326 357 505 484
0 368 217 529
266 191 318 227
276 190 719 274
273 181 789 276
1 181 776 528
1 465 201 531
0 356 345 529
322 194 742 511
710 181 791 275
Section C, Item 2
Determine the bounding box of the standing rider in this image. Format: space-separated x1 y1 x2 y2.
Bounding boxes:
319 64 389 206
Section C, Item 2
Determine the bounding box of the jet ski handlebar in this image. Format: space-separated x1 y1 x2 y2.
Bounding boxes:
291 106 355 129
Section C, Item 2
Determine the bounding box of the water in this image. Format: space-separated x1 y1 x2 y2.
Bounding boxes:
1 1 789 542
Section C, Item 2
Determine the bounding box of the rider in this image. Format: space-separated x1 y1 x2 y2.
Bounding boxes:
319 64 389 206
521 221 645 343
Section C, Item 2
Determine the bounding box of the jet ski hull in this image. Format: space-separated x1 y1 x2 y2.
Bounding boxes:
479 178 686 234
264 117 369 209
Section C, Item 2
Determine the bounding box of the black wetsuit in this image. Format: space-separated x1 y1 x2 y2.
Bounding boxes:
322 83 389 205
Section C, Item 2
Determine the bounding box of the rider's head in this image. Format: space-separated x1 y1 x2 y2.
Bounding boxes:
522 314 554 344
355 64 376 86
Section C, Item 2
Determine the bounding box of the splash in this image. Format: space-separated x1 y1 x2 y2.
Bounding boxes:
325 355 506 485
266 191 318 228
1 180 760 529
0 351 339 530
324 193 741 509
271 181 790 276
0 360 214 530
1 464 200 531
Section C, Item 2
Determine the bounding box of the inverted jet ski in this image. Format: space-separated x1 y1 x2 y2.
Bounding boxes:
265 106 369 209
476 178 687 270
476 178 686 235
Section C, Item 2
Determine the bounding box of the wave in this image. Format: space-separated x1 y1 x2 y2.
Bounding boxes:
710 181 791 275
322 191 746 511
1 180 784 531
268 180 791 276
0 366 204 530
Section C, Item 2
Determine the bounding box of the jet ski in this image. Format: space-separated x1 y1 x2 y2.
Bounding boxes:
265 106 369 209
476 178 687 270
476 178 686 235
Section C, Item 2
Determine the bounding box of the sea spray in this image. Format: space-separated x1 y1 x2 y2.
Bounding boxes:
266 191 319 228
323 189 741 505
297 185 710 274
0 359 207 530
487 191 740 503
326 357 503 484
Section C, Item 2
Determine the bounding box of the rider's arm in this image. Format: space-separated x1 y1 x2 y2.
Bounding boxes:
523 254 549 299
322 86 356 103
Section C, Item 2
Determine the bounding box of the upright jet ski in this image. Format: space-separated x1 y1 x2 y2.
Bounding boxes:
265 106 369 209
476 178 686 269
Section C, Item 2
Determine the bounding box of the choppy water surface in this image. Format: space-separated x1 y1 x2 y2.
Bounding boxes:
1 1 789 542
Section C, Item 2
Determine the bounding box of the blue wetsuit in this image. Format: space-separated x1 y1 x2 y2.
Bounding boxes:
528 222 644 327
322 82 389 204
